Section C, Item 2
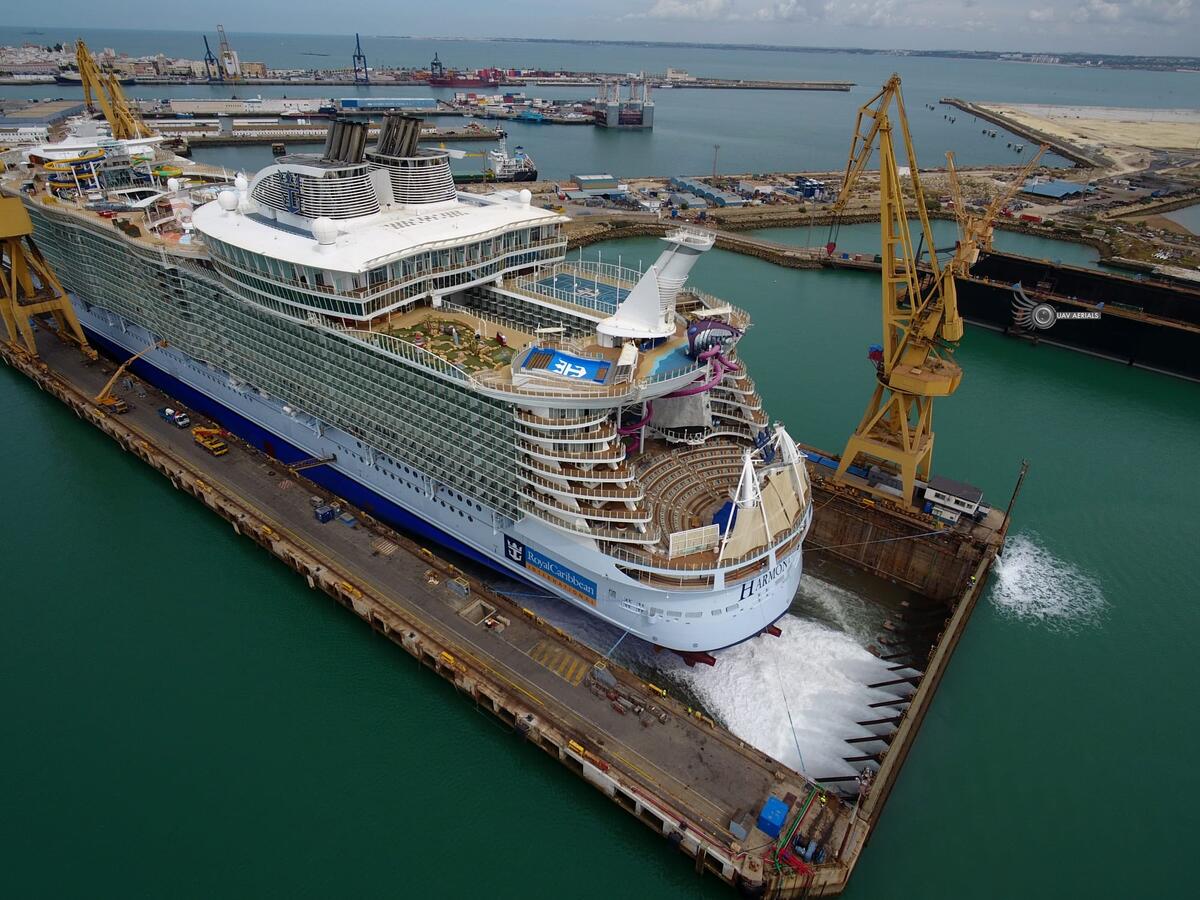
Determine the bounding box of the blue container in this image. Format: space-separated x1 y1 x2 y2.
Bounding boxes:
314 505 335 524
757 797 789 839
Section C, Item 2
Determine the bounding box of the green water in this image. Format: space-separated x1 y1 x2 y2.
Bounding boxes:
4 237 1197 897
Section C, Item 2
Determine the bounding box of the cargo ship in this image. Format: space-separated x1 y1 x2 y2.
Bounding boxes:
428 52 502 88
2 114 812 654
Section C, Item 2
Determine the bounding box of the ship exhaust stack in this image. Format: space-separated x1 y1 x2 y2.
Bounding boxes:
321 118 368 165
597 227 715 343
376 114 422 159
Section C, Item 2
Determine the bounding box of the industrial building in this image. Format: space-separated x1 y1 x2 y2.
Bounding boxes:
1020 178 1097 199
0 99 86 145
668 176 746 207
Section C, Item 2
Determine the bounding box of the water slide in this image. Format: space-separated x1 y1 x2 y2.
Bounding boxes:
43 148 106 186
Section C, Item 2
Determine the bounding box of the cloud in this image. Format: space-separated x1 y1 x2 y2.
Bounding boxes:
639 0 736 19
1027 7 1056 21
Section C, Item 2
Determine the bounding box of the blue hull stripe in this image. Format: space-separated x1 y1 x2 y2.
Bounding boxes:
84 328 511 575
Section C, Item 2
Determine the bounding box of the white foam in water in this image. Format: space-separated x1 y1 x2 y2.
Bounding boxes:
991 532 1107 630
495 579 906 781
674 616 907 779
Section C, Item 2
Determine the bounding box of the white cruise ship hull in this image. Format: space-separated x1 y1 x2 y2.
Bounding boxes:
77 301 805 653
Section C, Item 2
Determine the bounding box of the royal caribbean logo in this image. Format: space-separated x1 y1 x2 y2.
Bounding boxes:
504 535 597 606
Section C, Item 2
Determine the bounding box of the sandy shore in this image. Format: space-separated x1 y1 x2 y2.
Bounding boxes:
981 103 1200 152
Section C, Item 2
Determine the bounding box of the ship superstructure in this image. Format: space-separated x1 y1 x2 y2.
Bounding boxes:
2 113 811 653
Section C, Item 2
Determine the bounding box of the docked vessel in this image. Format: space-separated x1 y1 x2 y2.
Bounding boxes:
429 52 502 89
2 114 812 653
485 139 537 182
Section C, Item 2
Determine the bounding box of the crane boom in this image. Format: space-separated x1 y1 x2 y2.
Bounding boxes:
95 339 167 403
74 40 154 141
830 75 963 506
946 145 1048 270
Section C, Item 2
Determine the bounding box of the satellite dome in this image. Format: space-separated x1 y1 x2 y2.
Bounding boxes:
311 216 338 246
518 188 532 206
217 190 239 212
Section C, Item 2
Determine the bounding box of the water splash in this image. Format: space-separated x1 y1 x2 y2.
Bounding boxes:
492 579 907 781
991 532 1106 631
675 616 910 779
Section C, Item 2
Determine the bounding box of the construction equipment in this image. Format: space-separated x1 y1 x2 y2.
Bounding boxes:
74 40 154 141
352 33 369 86
202 35 220 83
827 75 962 505
0 196 94 359
94 339 167 409
217 26 241 82
192 426 229 457
945 145 1048 271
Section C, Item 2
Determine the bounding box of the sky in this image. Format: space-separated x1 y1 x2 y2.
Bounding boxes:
5 1 1198 56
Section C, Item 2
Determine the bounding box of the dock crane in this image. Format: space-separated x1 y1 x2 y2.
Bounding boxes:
827 74 961 505
944 144 1048 272
94 339 167 412
75 39 154 141
202 35 221 83
0 197 94 360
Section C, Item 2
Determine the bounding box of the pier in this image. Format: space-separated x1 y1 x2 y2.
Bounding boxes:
1 298 1008 897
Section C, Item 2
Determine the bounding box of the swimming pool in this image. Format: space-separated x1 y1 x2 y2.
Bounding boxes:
651 345 696 376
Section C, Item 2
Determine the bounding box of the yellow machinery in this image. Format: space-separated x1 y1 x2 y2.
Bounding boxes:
828 75 962 505
0 196 94 359
94 338 167 412
192 427 229 457
74 39 154 141
945 145 1048 272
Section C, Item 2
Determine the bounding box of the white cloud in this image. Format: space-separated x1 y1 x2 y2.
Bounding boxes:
641 0 736 19
626 0 1191 37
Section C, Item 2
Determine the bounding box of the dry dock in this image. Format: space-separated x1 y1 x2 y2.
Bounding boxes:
1 323 1009 896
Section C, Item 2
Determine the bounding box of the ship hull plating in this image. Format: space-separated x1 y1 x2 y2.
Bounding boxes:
77 302 804 653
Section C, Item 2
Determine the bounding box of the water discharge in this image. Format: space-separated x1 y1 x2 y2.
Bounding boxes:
494 574 910 783
991 532 1107 630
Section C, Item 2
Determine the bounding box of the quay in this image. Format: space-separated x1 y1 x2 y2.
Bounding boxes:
174 125 500 148
1 300 1009 898
939 98 1106 167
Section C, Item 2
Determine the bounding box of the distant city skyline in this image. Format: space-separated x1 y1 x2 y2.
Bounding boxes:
2 1 1197 57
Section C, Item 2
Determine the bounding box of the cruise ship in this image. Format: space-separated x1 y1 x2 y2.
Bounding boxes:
2 114 812 654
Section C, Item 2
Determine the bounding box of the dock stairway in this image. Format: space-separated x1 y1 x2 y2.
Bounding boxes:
289 454 336 471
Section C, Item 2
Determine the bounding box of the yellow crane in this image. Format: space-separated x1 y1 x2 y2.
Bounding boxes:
95 339 167 412
945 145 1047 272
0 196 94 360
74 39 154 141
827 75 961 505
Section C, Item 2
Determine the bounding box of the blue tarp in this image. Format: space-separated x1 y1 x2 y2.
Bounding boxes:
712 500 737 534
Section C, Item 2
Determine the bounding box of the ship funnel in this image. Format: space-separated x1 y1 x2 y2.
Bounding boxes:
654 227 714 314
376 113 422 158
321 118 368 165
597 226 714 343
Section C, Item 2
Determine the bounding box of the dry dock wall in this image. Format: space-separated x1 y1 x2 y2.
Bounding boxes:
1 332 1006 898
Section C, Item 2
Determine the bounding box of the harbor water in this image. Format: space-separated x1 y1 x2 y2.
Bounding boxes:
3 233 1197 898
4 29 1200 180
4 27 1200 899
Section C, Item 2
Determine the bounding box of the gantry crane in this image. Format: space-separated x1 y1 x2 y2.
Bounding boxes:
0 197 94 360
94 339 167 411
75 39 154 141
827 75 961 505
